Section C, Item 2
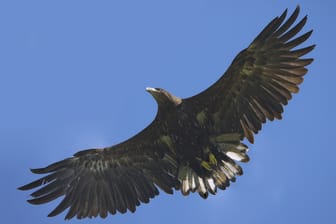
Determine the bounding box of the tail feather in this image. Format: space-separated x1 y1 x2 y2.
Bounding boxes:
178 141 249 198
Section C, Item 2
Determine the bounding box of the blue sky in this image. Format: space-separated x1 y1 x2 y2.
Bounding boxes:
1 0 335 223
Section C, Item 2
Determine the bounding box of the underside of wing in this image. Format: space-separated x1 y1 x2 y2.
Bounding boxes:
18 121 179 219
185 6 315 143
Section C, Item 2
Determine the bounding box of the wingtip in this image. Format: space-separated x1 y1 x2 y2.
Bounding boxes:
281 8 288 19
17 182 33 191
30 167 45 174
17 185 26 191
47 212 57 218
27 198 38 205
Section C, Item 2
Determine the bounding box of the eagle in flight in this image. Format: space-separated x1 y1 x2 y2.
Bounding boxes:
19 6 314 219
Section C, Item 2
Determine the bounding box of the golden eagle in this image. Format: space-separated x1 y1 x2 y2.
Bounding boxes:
19 6 314 219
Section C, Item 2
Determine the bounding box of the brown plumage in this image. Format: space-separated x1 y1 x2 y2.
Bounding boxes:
19 6 314 220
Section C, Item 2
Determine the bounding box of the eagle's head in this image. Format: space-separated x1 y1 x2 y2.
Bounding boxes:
146 87 182 107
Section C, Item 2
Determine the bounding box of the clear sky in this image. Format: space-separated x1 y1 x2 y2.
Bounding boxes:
1 0 335 223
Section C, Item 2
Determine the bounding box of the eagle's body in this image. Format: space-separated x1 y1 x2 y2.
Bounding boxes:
19 6 315 220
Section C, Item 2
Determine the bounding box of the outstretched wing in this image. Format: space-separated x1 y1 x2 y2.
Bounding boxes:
18 120 179 220
184 6 314 143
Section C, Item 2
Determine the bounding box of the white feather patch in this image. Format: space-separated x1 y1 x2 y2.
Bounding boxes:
190 174 196 191
198 177 206 194
225 151 245 161
223 161 239 175
236 144 249 152
220 163 235 179
182 174 190 194
207 178 216 192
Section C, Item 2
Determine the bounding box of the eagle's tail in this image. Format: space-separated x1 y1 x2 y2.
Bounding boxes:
177 137 249 198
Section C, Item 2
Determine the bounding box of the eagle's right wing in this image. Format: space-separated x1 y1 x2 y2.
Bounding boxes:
18 120 179 219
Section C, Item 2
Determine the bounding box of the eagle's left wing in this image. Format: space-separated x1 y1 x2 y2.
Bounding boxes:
184 6 314 143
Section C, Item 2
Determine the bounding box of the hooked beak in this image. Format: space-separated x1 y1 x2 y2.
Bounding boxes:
146 87 159 93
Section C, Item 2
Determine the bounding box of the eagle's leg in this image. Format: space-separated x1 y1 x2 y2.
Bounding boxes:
200 152 218 171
